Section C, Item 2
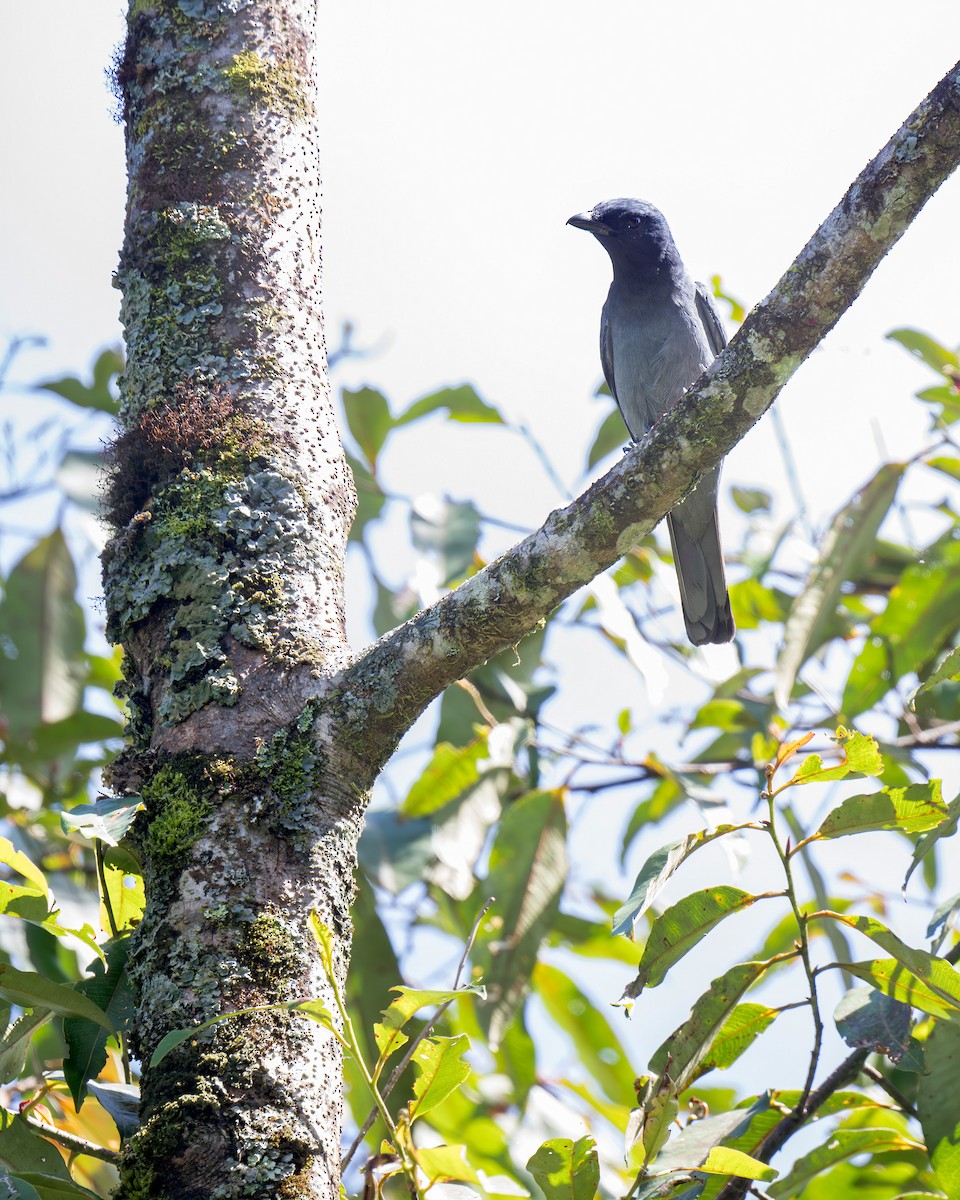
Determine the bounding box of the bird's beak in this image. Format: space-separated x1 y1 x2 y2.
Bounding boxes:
567 211 611 235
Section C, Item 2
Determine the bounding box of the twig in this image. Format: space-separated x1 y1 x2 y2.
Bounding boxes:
26 1115 121 1164
861 1063 918 1118
715 1048 869 1200
341 898 494 1173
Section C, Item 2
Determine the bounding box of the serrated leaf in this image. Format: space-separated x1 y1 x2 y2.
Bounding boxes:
918 1019 960 1199
526 1137 599 1200
613 826 756 939
409 1034 471 1121
621 888 761 1002
814 781 947 840
474 790 567 1049
60 795 144 847
775 464 904 709
834 986 912 1061
647 960 777 1088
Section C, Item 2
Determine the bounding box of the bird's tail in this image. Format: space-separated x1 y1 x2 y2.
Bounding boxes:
667 494 735 646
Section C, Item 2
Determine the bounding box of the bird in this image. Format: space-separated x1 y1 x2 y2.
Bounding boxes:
567 198 735 645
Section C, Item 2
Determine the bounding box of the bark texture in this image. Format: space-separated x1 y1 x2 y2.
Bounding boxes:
106 11 960 1196
106 3 360 1197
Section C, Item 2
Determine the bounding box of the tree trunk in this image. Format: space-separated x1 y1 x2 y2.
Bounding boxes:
106 7 960 1195
106 3 361 1196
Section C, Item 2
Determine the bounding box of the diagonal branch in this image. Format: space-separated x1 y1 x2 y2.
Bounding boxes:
333 59 960 769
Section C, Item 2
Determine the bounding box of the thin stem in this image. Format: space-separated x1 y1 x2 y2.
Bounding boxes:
95 840 119 940
861 1063 919 1118
341 899 494 1174
26 1115 121 1164
763 771 823 1116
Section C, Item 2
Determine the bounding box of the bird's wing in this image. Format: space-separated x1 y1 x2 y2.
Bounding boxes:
599 302 618 402
694 282 728 358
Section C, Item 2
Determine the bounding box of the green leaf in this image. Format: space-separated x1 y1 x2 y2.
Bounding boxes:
0 530 86 738
100 848 145 933
60 795 144 847
0 966 113 1030
613 826 757 939
845 958 960 1020
768 1126 923 1198
414 1144 482 1186
814 781 948 840
0 1110 76 1180
918 1019 960 1199
0 1011 52 1083
408 1034 471 1121
410 496 481 589
532 962 636 1103
36 347 123 415
887 328 960 374
586 407 628 470
345 451 387 542
374 987 479 1069
786 729 883 787
526 1136 599 1200
833 986 912 1061
401 731 493 818
730 487 772 515
396 384 503 426
647 960 777 1089
0 838 49 896
843 537 960 716
7 1174 100 1200
775 464 904 709
905 796 960 893
915 645 960 697
628 1077 681 1170
341 387 393 471
63 939 134 1106
699 1147 777 1181
821 912 960 1017
690 1003 779 1076
621 888 762 1002
474 790 567 1049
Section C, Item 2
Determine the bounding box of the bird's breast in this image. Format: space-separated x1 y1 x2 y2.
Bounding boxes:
604 285 713 438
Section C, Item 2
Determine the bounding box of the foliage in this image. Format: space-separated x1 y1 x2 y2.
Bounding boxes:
1 318 960 1200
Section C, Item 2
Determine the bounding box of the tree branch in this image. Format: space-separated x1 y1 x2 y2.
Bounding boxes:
334 60 960 769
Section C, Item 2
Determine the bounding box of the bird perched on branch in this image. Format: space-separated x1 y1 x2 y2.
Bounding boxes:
568 198 735 646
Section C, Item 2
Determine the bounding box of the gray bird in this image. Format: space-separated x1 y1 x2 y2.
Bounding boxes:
568 198 735 645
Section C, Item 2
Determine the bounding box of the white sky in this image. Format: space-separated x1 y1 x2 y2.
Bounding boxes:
2 1 960 1098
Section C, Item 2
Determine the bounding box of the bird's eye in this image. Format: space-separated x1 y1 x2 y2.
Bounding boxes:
624 216 641 229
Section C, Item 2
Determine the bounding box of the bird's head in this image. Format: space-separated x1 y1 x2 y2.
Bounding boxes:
567 198 678 275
